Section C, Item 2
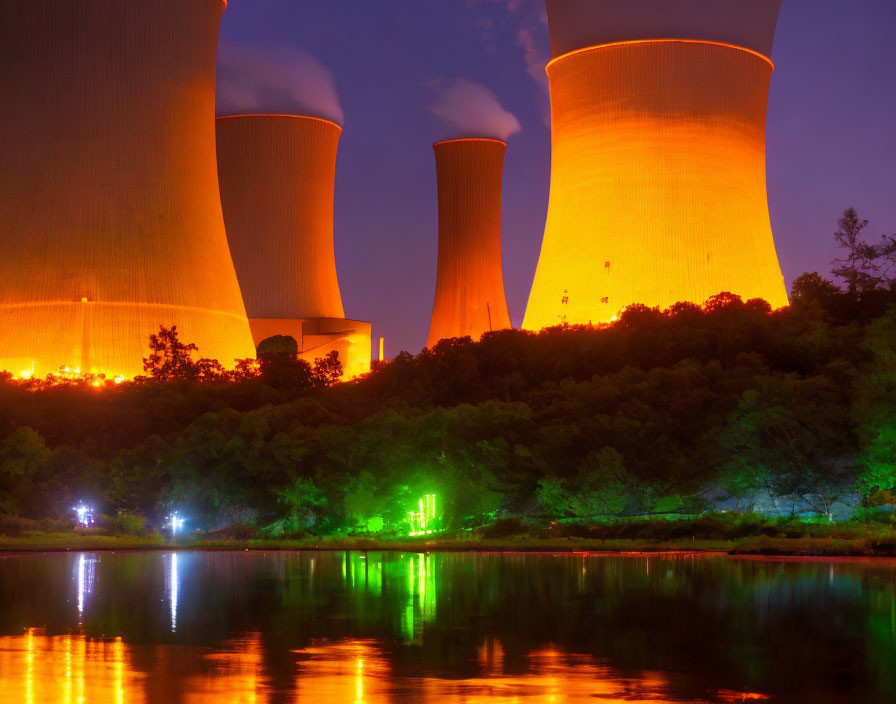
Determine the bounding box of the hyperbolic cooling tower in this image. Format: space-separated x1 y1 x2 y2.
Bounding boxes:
428 139 512 348
523 0 790 331
0 0 256 379
216 115 371 379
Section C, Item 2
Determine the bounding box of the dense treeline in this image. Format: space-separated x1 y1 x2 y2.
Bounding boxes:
0 209 894 535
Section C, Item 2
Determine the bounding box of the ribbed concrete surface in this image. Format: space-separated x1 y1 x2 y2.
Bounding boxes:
428 139 512 348
524 39 789 331
217 115 346 321
217 115 370 378
0 0 255 378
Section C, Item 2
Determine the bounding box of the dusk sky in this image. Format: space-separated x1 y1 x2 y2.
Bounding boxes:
218 0 896 357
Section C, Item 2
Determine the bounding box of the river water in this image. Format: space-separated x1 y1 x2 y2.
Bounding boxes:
0 550 893 702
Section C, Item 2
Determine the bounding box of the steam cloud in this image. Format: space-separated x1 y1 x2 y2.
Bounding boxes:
428 78 522 141
466 0 550 93
217 43 345 125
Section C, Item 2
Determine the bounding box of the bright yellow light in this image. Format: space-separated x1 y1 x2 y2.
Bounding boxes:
25 628 33 704
524 39 788 331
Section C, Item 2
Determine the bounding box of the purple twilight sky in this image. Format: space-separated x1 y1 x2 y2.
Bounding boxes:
218 0 896 358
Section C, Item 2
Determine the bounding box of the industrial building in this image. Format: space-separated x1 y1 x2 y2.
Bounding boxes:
428 139 512 348
524 0 790 331
0 0 256 379
216 115 371 379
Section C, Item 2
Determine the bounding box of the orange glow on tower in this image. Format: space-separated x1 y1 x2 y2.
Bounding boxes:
216 115 371 379
523 0 789 331
428 139 512 348
0 0 256 379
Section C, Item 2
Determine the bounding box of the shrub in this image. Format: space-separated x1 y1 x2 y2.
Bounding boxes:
101 512 148 536
475 517 529 539
206 522 258 540
0 514 38 536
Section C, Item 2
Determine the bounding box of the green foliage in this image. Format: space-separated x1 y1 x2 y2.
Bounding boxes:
266 477 326 536
0 427 50 514
855 308 896 495
536 477 570 519
572 448 632 517
101 511 149 536
0 263 895 533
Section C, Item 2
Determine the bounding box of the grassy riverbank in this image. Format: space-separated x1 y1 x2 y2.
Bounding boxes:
4 530 896 557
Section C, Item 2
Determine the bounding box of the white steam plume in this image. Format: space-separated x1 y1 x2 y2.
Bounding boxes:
428 78 522 141
217 43 345 125
466 0 550 93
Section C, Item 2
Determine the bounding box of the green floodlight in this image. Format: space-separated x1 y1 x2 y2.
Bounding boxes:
409 493 439 536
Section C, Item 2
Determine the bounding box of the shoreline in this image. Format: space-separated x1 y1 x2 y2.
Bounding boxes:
2 533 896 557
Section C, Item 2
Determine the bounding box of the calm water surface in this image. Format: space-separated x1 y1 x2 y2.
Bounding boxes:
0 550 894 703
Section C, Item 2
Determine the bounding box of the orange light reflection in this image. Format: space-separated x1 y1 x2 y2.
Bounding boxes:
0 631 769 703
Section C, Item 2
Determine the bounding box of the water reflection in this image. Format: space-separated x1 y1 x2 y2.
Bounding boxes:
75 553 97 619
0 630 761 703
0 630 137 704
0 551 894 702
166 553 179 632
290 638 682 703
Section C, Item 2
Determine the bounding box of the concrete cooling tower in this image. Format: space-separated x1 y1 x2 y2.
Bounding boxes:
0 0 256 379
523 0 790 331
216 115 371 379
428 139 512 348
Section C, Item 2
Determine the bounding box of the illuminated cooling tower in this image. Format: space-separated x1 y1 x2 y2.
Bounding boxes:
523 0 790 331
0 0 257 379
427 139 512 348
216 115 371 379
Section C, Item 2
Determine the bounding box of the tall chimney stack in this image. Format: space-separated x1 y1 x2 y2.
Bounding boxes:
428 138 512 348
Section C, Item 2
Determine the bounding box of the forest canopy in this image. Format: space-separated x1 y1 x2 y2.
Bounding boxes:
1 209 894 537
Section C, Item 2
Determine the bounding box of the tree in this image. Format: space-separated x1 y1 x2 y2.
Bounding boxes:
878 233 896 290
268 477 327 535
832 207 879 295
791 272 841 305
717 384 855 518
854 308 896 496
536 476 572 518
195 358 227 383
704 292 745 312
311 351 343 388
229 358 260 382
343 471 381 532
258 346 313 392
142 326 201 382
569 447 632 517
0 427 51 515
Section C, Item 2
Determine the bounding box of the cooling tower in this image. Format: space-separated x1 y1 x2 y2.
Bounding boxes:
523 0 790 331
427 139 512 348
216 115 371 379
0 0 257 379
